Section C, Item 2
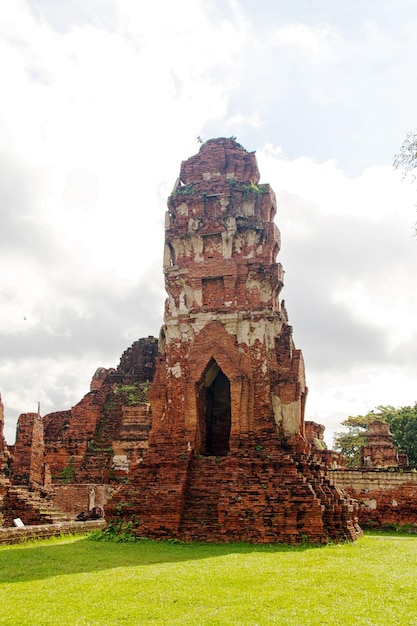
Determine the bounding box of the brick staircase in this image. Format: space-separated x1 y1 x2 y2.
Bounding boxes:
3 486 72 526
179 457 225 540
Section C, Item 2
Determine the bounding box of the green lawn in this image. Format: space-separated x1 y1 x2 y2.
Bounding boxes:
0 533 415 625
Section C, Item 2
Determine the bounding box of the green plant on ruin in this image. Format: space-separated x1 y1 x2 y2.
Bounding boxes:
226 176 239 190
313 437 327 451
88 440 113 453
171 183 194 197
116 501 134 514
241 181 268 198
89 517 139 543
109 467 131 484
58 457 76 483
113 381 151 406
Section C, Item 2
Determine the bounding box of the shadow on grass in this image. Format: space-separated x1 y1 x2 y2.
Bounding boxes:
0 534 325 584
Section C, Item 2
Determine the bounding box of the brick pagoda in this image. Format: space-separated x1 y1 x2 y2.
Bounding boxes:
361 421 408 468
108 138 361 543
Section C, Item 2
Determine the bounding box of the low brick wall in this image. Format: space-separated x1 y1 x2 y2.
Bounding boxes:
331 469 417 528
52 484 114 517
0 519 105 545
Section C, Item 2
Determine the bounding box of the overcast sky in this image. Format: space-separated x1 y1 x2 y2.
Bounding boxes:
1 0 417 445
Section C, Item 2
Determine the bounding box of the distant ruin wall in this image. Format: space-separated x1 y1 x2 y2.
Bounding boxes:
331 469 417 528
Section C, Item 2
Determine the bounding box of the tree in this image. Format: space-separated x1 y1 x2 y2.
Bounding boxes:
333 410 380 467
394 129 417 182
394 129 417 235
387 404 417 466
333 404 417 467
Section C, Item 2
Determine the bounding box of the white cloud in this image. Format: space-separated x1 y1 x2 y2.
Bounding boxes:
266 22 341 62
257 145 417 445
1 0 417 451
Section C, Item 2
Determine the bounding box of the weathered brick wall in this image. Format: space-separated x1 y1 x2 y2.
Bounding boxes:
52 484 114 516
331 469 417 528
41 388 111 479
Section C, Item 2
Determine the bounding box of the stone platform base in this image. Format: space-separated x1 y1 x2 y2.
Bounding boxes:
0 519 106 545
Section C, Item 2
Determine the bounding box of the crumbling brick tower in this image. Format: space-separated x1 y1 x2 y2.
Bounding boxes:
109 138 361 543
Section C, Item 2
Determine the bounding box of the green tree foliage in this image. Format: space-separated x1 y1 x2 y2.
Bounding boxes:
333 404 417 467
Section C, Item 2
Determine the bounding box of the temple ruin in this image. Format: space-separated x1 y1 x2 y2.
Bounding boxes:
361 421 408 469
3 138 417 539
107 137 361 543
9 136 417 539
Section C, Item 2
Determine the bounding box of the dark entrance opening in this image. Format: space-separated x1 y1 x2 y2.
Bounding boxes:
199 360 231 456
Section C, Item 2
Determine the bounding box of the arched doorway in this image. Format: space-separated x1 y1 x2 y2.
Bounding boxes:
198 359 231 456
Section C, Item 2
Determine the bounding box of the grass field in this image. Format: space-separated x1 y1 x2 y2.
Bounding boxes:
0 532 415 625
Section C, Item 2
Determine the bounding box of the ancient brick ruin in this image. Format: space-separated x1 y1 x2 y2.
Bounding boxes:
107 138 361 543
39 336 157 484
0 338 157 526
4 137 415 540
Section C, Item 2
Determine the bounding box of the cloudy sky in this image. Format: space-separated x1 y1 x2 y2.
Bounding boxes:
1 0 417 445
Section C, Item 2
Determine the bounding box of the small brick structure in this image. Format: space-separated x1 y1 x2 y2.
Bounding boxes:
107 138 362 544
361 420 408 468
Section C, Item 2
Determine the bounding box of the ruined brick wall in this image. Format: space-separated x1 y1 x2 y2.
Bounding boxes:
111 404 151 475
41 337 156 484
305 421 326 448
107 138 361 544
0 394 9 474
331 469 417 528
43 410 72 477
12 412 44 486
305 421 344 468
113 336 158 383
42 387 111 479
90 367 115 391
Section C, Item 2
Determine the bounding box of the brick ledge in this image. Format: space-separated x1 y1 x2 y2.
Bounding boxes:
0 519 106 545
